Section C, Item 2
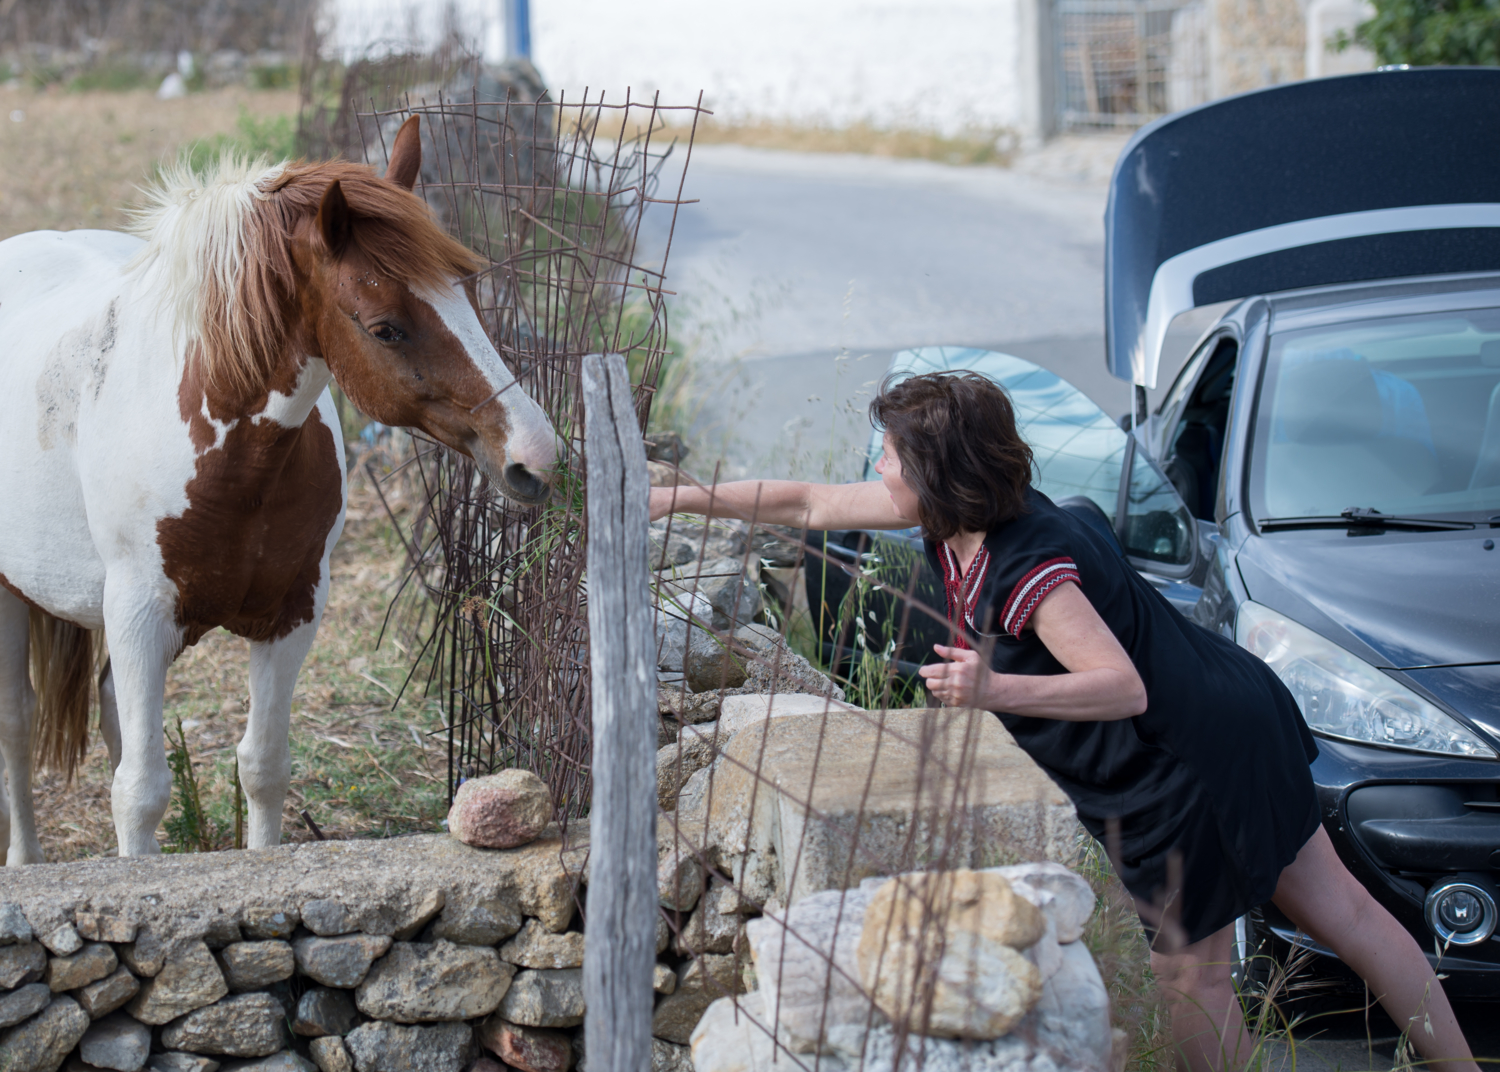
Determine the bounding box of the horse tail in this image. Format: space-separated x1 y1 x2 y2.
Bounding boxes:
28 608 95 782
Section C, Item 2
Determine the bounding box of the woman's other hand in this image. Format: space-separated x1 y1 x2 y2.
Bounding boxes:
919 644 989 707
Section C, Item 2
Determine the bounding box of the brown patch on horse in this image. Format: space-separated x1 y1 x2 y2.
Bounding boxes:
160 355 342 646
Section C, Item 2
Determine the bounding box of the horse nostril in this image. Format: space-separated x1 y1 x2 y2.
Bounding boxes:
503 463 549 502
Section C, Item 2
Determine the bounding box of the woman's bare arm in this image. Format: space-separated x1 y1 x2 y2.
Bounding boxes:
920 582 1147 720
649 479 912 531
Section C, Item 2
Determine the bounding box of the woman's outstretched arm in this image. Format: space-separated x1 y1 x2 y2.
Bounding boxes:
649 479 912 531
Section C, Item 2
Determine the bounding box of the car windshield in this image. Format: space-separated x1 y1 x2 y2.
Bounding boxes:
1252 309 1500 522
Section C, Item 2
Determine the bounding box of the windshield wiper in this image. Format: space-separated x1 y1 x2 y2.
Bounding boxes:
1259 508 1475 532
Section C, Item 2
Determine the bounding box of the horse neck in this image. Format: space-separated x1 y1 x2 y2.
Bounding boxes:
183 346 333 439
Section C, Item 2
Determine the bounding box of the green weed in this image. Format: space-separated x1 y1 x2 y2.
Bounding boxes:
164 717 222 853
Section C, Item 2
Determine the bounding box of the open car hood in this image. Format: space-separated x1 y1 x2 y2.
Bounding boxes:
1106 68 1500 389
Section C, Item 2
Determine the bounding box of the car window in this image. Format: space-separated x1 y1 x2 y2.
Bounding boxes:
867 348 1195 570
1251 310 1500 521
1163 339 1238 521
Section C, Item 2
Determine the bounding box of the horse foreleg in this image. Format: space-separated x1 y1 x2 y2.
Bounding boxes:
241 620 319 850
103 580 180 856
0 588 42 865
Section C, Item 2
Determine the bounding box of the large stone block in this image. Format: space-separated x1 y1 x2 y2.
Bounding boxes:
79 1011 151 1072
857 872 1044 1039
0 942 45 989
0 995 90 1072
0 984 49 1030
495 969 584 1029
707 708 1077 905
292 935 391 989
46 941 117 992
160 993 289 1058
77 967 141 1019
0 836 580 957
716 693 861 740
219 942 294 992
125 941 227 1026
744 886 885 1054
354 940 515 1023
343 1021 476 1072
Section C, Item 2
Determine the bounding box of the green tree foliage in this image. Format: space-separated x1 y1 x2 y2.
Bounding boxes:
1350 0 1500 66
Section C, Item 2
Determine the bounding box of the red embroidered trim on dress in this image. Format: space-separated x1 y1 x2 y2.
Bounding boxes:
937 542 991 650
1000 557 1080 637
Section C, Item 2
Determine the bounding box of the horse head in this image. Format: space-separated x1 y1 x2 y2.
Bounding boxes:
277 118 557 503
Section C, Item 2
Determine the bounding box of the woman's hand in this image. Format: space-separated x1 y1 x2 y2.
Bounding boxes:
649 487 679 522
919 645 992 707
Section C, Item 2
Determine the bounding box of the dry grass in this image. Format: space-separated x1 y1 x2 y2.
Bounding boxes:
32 456 450 861
677 118 1015 167
0 86 298 242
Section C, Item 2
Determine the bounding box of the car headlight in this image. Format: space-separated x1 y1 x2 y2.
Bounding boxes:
1236 601 1495 759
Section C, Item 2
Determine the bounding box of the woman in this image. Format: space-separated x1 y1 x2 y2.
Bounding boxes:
648 371 1477 1072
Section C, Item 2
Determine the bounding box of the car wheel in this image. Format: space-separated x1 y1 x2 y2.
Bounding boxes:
1231 909 1276 1002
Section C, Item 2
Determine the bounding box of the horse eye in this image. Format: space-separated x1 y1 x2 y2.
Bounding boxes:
369 324 405 343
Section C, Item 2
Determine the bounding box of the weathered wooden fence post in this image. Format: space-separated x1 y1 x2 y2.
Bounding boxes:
582 352 657 1072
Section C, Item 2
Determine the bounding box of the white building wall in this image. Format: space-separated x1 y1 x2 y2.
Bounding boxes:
328 0 1048 139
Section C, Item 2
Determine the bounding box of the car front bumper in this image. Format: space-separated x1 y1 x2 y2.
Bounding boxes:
1256 736 1500 999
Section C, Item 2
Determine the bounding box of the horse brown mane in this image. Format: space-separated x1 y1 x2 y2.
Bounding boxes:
133 155 484 399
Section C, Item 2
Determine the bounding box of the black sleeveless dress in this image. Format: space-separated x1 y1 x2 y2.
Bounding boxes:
924 488 1320 948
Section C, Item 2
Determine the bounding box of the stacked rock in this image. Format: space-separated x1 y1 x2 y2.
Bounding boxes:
690 863 1115 1072
0 768 595 1072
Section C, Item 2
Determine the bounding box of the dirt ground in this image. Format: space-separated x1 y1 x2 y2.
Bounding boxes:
0 85 297 242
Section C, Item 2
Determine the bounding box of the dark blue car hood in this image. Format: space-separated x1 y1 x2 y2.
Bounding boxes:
1105 67 1500 388
1235 529 1500 669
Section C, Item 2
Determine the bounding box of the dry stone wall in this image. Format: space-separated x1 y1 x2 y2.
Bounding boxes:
0 835 590 1072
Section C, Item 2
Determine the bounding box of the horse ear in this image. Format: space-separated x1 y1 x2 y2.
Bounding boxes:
386 115 422 191
318 179 354 257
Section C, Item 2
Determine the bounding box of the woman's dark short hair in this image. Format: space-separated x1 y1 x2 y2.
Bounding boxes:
870 371 1034 540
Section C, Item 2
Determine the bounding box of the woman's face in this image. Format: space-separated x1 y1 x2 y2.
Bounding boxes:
875 434 921 522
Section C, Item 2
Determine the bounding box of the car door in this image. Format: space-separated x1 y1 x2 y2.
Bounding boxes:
804 348 1203 677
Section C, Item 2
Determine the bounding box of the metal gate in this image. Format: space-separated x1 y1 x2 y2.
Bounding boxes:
1053 0 1206 130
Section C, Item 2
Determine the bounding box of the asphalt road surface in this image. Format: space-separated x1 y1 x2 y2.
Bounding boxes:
641 142 1500 1062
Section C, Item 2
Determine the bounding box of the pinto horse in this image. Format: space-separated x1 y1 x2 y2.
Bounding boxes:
0 117 556 863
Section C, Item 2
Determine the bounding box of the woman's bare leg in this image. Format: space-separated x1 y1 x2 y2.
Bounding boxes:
1272 826 1477 1072
1145 920 1254 1071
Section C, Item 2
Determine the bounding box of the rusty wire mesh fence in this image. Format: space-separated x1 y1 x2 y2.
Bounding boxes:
301 43 1131 1072
297 50 707 823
